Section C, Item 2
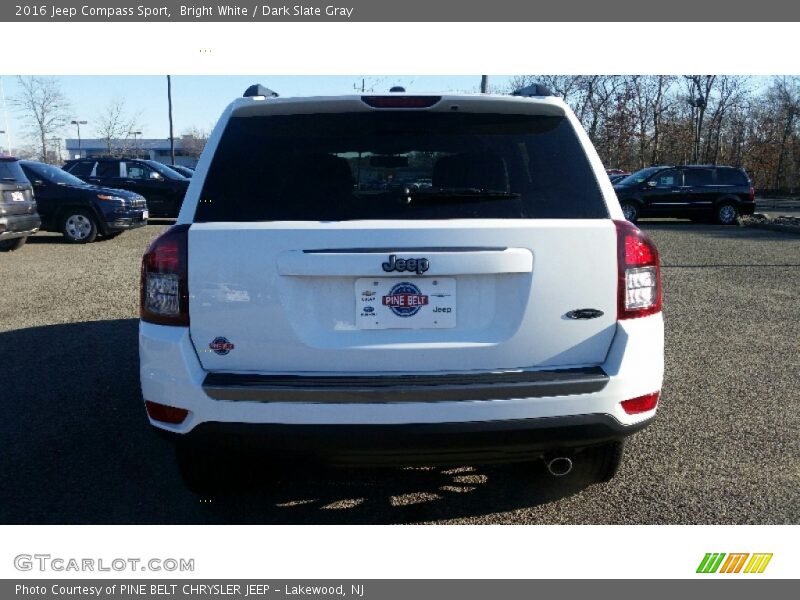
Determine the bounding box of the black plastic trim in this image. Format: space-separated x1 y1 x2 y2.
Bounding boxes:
202 367 609 403
156 413 653 466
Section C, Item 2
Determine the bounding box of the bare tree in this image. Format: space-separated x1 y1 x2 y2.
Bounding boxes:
180 126 210 160
11 76 71 162
95 98 141 156
684 75 717 162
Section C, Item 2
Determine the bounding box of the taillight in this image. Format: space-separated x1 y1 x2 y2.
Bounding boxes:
140 224 190 326
620 391 660 415
615 219 662 320
145 401 189 424
749 186 755 202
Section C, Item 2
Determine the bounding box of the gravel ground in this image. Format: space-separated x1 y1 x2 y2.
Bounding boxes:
0 220 798 524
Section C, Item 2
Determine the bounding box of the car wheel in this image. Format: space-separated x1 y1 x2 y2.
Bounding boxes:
0 236 27 251
584 441 625 484
716 203 739 225
620 202 639 223
62 210 98 243
175 443 228 495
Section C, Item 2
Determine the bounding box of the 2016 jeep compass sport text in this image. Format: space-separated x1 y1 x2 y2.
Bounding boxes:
139 85 664 491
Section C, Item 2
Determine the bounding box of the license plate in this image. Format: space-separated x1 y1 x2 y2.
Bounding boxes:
142 210 149 220
11 191 24 202
356 277 456 329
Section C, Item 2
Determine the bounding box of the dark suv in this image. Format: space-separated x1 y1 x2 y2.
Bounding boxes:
62 157 189 218
0 157 41 251
613 165 755 224
20 160 148 243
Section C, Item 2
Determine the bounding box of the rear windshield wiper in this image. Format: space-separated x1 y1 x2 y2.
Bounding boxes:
404 187 520 203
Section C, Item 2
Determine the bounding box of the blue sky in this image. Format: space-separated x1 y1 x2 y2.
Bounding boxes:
1 75 512 148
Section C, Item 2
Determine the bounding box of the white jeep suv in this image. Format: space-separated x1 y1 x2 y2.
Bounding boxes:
139 84 664 490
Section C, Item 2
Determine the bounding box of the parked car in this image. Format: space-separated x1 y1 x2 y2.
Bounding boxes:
606 168 629 177
613 165 755 224
0 156 41 251
62 157 189 218
19 160 148 243
170 165 195 178
140 84 664 492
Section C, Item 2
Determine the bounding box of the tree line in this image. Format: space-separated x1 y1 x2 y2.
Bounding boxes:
11 75 800 192
508 75 800 192
8 76 207 163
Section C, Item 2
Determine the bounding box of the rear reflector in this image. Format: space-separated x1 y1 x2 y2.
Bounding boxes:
620 391 660 415
361 95 441 109
615 220 662 319
145 401 189 424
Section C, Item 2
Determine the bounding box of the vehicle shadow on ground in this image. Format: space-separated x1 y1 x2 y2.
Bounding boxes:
26 233 72 244
186 459 597 525
27 233 123 244
0 319 595 524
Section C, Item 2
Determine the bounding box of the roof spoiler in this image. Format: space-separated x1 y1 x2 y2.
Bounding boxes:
243 84 279 98
511 83 553 97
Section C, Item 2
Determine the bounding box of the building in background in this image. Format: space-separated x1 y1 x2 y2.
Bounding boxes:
64 136 204 168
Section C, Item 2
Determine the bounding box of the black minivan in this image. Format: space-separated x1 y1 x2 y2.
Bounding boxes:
20 160 148 243
613 165 755 224
0 157 40 251
62 157 189 218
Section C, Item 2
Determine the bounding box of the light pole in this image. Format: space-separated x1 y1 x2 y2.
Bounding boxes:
70 120 87 158
129 130 142 157
167 75 175 166
687 96 706 163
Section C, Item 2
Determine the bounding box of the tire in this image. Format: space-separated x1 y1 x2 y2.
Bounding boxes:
715 202 739 225
62 210 98 243
620 201 639 223
175 443 230 495
584 441 625 484
0 236 27 251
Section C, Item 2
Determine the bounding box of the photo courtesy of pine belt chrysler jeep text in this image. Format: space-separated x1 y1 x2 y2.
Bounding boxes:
139 84 665 492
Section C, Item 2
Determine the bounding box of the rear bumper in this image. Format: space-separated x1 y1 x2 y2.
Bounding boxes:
140 314 664 437
738 200 756 216
0 214 41 240
157 413 652 466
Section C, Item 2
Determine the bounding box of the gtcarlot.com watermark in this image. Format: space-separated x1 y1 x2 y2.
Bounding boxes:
14 554 195 572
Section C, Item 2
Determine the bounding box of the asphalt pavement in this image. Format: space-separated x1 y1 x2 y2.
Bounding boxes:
1 219 798 524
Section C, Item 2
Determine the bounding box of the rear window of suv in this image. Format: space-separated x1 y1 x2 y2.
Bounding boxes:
0 160 30 184
194 112 608 222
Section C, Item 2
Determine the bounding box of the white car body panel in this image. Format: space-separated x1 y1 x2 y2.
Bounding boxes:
140 314 663 431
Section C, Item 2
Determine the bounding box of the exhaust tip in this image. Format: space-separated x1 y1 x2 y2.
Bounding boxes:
546 456 573 477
